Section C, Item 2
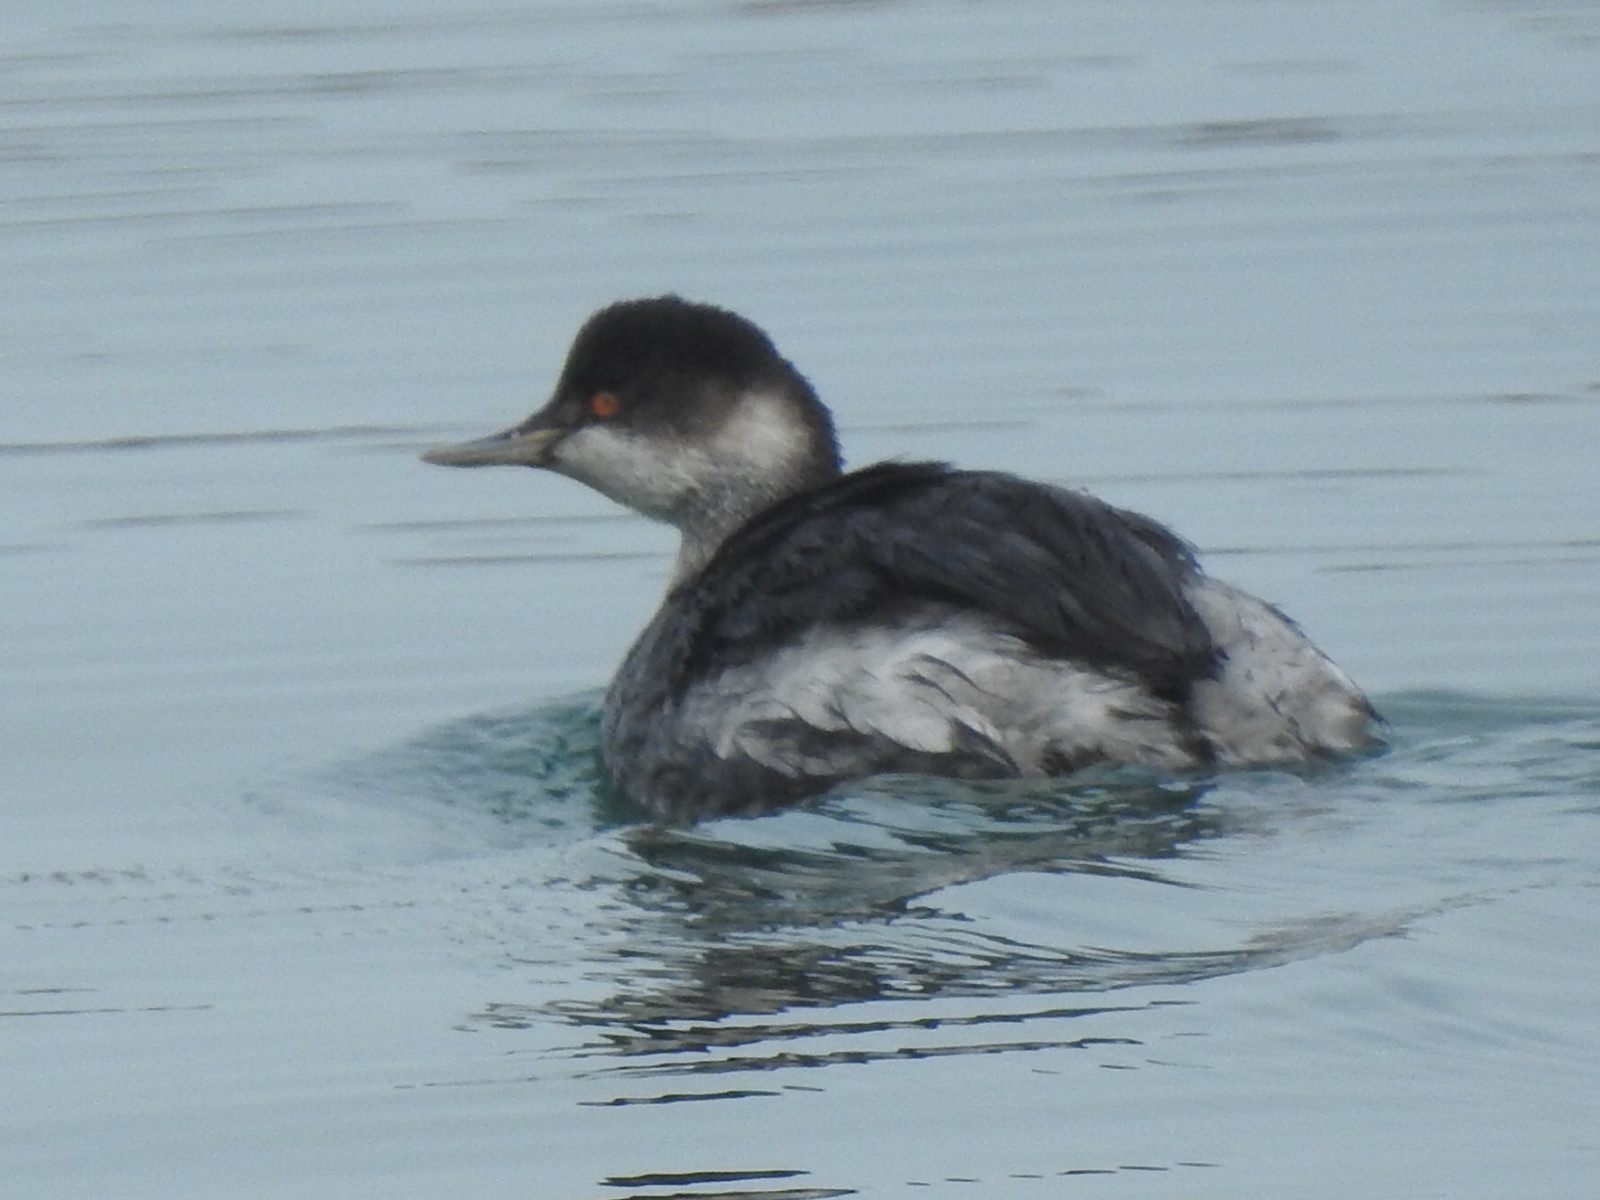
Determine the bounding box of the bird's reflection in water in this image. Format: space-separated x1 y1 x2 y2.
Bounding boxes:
476 773 1270 1066
619 770 1220 932
414 700 1394 1090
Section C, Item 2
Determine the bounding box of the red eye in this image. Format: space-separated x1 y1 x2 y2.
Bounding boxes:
589 391 621 419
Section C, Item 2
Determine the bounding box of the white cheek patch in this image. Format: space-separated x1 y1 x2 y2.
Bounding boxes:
709 388 814 479
549 389 809 528
552 424 708 523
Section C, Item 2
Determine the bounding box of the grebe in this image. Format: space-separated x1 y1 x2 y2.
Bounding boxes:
423 296 1377 821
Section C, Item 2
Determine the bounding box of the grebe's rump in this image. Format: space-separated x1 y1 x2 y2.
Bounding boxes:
423 296 1378 821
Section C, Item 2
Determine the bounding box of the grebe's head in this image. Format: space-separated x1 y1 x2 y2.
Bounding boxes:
422 297 840 544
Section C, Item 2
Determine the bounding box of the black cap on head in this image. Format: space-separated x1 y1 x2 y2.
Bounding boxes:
554 295 793 404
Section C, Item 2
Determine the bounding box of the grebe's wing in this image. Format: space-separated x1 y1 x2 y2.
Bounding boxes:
673 462 1218 698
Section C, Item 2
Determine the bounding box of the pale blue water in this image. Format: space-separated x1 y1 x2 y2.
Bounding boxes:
4 2 1599 1197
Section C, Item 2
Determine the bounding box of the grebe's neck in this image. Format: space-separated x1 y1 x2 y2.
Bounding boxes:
666 387 841 585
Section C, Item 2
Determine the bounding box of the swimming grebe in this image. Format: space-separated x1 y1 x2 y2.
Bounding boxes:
423 296 1377 821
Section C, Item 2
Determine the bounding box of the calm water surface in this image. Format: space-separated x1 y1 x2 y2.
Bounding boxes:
3 2 1599 1197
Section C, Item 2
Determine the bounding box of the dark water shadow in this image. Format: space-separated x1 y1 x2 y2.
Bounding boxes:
316 691 636 843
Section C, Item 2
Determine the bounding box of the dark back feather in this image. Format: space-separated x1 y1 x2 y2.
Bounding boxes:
658 462 1218 700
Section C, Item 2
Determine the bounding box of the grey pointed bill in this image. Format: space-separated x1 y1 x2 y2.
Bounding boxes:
420 423 561 468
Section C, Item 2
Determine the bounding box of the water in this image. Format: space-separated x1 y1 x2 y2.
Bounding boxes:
3 1 1599 1196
